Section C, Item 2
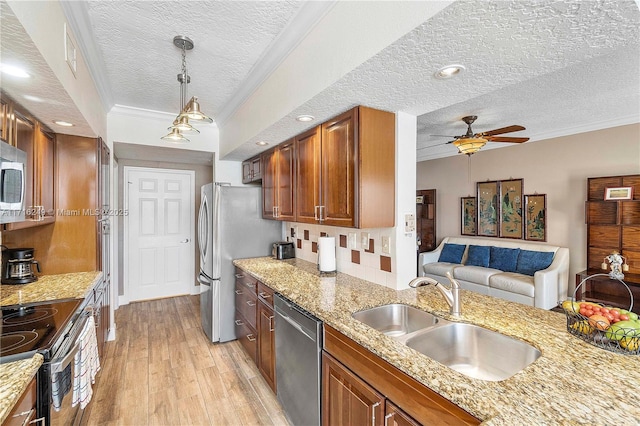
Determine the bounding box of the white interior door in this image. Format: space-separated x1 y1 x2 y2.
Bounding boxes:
125 167 195 302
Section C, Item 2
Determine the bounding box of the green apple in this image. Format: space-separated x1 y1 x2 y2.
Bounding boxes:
605 320 640 341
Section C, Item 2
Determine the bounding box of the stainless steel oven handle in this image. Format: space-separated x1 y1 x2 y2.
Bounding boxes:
49 340 81 376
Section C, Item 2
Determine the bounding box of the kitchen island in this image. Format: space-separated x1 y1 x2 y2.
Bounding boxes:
234 257 640 425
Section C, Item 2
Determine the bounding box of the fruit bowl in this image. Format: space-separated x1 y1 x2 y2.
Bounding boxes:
563 274 639 356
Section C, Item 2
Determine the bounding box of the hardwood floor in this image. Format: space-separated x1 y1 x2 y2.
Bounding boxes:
84 295 290 425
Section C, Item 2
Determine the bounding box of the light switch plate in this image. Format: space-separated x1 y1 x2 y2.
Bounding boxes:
404 213 416 233
381 236 390 254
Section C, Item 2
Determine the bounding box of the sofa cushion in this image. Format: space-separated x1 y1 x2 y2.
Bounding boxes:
489 272 535 297
515 250 555 276
423 262 459 277
489 247 520 272
465 245 490 267
438 243 466 264
453 266 502 286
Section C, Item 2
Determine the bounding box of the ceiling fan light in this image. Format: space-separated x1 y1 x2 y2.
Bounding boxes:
161 128 190 143
168 116 200 134
181 97 213 123
453 137 487 155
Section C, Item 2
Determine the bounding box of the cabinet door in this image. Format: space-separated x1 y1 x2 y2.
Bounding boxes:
257 301 276 392
0 98 9 143
14 111 35 212
35 126 55 216
321 109 357 227
295 126 322 224
251 156 262 181
242 159 252 184
322 352 384 426
385 401 421 426
235 309 257 363
276 139 296 221
261 148 277 219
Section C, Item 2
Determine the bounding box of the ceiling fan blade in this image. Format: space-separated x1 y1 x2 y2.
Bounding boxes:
417 142 451 150
485 136 530 143
481 125 526 136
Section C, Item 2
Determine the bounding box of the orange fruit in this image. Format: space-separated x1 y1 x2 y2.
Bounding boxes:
588 314 610 331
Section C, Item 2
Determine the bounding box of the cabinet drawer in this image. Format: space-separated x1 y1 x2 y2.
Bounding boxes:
235 310 257 363
257 281 274 308
235 282 257 329
235 268 257 291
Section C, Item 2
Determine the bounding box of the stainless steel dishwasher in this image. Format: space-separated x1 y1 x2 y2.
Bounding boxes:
274 293 322 426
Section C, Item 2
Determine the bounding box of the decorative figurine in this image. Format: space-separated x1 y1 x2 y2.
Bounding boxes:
602 251 628 280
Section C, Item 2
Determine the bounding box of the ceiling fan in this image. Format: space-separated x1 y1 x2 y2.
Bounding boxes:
437 116 529 156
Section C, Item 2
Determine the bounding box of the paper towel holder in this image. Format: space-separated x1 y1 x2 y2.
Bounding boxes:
318 236 337 273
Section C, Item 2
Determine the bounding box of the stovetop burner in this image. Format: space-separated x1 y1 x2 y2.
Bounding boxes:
3 307 59 325
1 299 82 363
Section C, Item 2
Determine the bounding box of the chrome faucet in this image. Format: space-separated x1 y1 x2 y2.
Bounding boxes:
409 271 461 317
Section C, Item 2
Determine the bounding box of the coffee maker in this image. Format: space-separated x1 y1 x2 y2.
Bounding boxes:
1 247 41 284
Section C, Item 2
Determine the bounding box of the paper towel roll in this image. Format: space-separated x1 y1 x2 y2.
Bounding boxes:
318 237 336 272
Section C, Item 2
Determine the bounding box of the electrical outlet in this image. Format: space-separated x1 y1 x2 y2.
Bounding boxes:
348 233 357 249
361 232 370 249
381 236 390 254
405 213 416 233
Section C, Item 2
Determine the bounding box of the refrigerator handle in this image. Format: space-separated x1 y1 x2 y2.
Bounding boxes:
197 273 211 286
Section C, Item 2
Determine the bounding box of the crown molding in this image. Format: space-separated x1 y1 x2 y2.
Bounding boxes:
215 1 337 126
60 0 113 111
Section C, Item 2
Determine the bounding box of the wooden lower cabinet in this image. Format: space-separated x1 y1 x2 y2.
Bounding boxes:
235 308 258 363
257 300 276 392
322 352 385 426
323 325 480 426
2 376 39 426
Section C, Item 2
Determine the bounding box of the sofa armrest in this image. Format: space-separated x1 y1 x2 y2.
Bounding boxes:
417 239 449 276
533 247 570 309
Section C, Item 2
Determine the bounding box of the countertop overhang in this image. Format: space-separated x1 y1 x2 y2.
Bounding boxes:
234 257 640 425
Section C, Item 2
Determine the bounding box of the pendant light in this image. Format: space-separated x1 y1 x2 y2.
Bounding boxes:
161 35 212 143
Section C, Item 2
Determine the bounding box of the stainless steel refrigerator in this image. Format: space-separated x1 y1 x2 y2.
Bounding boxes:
198 183 282 342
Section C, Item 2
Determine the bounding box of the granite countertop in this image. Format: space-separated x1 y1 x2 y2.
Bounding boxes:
0 354 43 424
0 271 103 306
234 257 640 425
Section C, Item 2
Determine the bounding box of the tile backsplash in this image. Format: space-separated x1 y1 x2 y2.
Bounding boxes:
284 222 397 288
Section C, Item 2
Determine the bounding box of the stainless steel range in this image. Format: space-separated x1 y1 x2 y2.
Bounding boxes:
1 299 92 425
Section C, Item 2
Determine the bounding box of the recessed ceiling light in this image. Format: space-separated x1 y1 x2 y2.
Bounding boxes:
256 141 269 146
53 120 74 127
296 115 315 122
434 64 465 79
0 63 30 78
23 95 44 103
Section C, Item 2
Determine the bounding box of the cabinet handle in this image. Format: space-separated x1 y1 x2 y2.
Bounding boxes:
244 282 256 289
371 402 380 426
247 334 256 342
314 205 320 221
272 206 276 217
235 319 244 326
235 289 243 295
384 413 393 426
29 416 45 426
235 274 245 279
319 205 326 222
246 301 256 307
258 292 271 299
268 315 275 332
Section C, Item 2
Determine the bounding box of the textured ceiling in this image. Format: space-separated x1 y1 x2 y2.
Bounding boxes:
2 0 639 164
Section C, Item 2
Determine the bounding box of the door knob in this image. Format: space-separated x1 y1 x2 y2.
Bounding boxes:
180 239 189 243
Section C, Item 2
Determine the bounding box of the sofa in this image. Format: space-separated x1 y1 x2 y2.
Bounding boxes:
418 236 570 310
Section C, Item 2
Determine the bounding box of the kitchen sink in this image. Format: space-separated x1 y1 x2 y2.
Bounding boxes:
352 304 440 337
405 322 541 381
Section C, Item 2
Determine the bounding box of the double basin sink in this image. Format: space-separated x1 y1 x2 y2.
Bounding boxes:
352 304 540 381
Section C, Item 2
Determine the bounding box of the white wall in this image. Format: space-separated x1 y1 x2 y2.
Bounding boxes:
416 124 640 294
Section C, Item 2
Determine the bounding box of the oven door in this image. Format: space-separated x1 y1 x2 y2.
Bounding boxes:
46 311 92 426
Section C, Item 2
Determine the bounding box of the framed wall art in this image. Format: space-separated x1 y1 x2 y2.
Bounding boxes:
499 178 523 239
604 186 633 201
477 181 499 237
525 194 547 241
461 197 477 236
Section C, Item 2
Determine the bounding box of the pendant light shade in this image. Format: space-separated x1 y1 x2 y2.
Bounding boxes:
453 137 488 156
161 36 212 143
161 128 190 143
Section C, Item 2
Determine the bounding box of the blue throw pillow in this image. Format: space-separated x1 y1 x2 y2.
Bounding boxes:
465 245 490 267
438 243 466 264
489 246 520 272
516 250 555 276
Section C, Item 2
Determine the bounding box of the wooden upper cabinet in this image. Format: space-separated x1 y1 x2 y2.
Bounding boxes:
321 109 357 227
242 155 262 184
261 140 295 221
35 125 55 218
295 126 322 223
15 111 35 211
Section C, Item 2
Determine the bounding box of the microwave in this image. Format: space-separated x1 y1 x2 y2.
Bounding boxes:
0 140 26 223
